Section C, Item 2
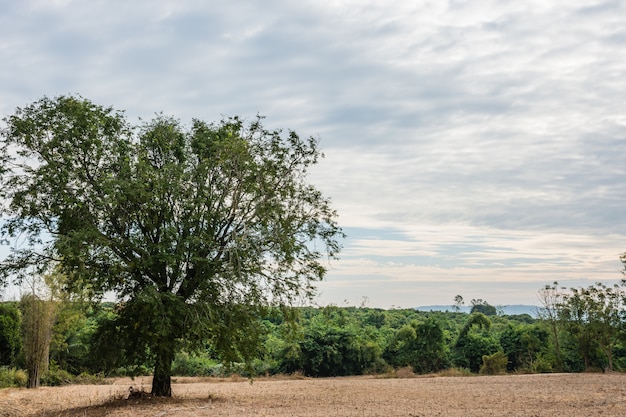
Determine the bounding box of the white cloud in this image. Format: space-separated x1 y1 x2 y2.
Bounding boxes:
1 0 626 306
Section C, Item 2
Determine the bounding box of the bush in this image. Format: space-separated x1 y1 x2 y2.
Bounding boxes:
41 368 74 386
172 352 218 377
171 355 271 378
533 357 553 373
365 357 392 375
73 371 107 385
0 367 27 388
40 368 107 386
480 351 508 375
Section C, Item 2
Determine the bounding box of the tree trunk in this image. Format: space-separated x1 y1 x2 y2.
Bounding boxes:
550 321 563 372
151 345 175 397
27 367 40 388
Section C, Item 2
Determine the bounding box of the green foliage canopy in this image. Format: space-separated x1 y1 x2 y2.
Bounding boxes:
384 318 448 374
280 307 382 377
560 282 626 371
470 299 497 316
499 323 549 372
453 313 501 372
0 303 21 366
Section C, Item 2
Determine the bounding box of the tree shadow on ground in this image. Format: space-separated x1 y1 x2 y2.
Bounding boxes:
28 389 221 417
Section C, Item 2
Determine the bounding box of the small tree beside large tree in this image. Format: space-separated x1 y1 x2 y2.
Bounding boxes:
20 293 57 388
0 96 343 396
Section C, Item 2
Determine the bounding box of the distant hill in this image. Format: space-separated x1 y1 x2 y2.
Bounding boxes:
416 304 540 317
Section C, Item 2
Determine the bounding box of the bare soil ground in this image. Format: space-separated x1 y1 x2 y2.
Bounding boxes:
1 373 625 417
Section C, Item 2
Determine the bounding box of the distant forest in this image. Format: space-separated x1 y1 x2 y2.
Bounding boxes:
1 281 625 387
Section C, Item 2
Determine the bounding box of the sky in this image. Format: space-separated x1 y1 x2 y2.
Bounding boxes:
1 0 625 308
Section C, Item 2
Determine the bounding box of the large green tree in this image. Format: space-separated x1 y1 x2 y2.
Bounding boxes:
0 96 343 396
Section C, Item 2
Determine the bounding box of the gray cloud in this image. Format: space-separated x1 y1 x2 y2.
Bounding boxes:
1 0 625 306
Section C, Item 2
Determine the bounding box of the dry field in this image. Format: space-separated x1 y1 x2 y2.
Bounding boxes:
1 373 625 417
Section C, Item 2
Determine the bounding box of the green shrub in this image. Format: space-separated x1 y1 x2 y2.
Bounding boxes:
41 368 74 386
172 352 218 376
533 357 553 373
249 359 273 376
0 367 27 388
73 372 107 385
365 357 392 375
453 314 501 373
40 368 107 386
479 351 508 375
108 364 152 377
172 353 271 378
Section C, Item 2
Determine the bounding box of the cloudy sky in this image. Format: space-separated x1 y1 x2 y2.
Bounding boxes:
1 0 625 308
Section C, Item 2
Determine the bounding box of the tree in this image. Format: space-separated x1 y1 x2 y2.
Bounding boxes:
560 282 625 372
279 308 381 377
452 295 464 313
499 323 549 372
584 282 625 372
20 294 57 388
453 313 500 372
537 282 566 371
286 320 365 377
470 299 497 316
560 287 599 371
0 96 343 396
384 318 448 374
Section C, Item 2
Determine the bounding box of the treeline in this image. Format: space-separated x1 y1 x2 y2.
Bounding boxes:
1 281 625 387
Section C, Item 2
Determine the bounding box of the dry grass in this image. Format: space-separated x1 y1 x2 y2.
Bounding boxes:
2 373 626 416
391 366 417 379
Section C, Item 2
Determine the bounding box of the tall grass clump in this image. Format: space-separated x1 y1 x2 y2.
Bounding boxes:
436 367 472 377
